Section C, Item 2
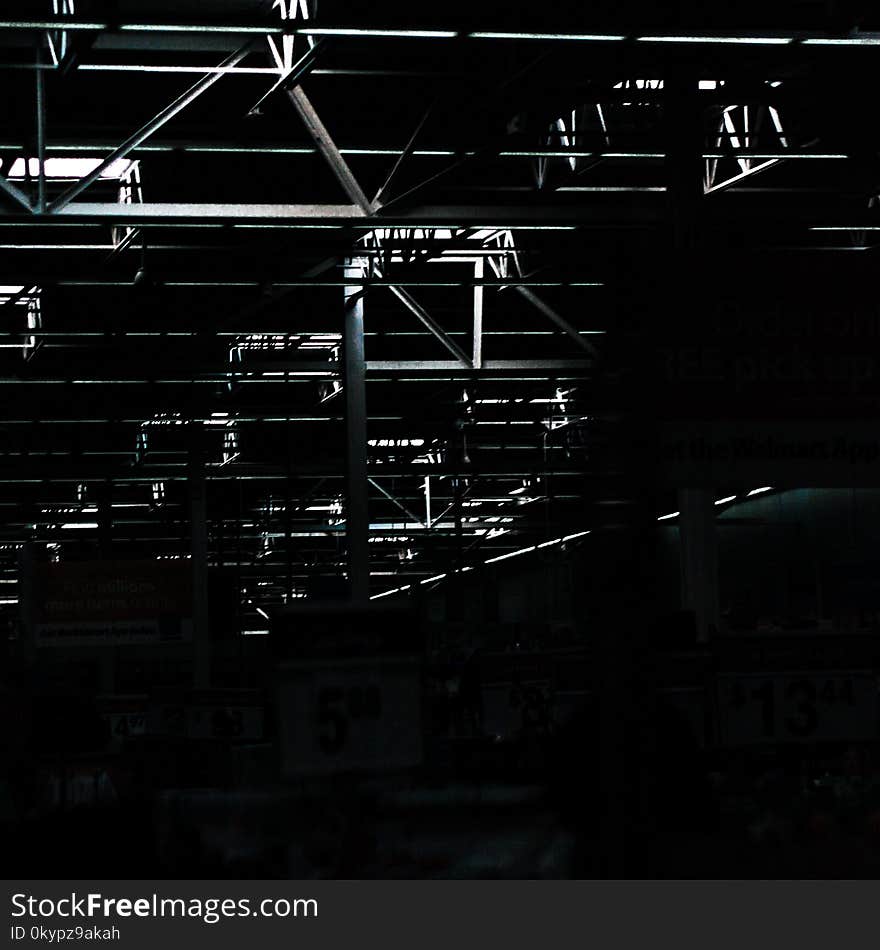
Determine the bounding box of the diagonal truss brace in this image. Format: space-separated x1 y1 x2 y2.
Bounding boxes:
704 103 789 195
48 42 256 213
386 281 473 368
287 85 377 213
286 87 470 366
368 478 426 527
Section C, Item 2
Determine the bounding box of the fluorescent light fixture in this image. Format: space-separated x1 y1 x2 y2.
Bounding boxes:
748 486 773 495
241 629 270 636
301 27 458 38
715 495 737 505
80 64 283 75
370 526 592 599
0 20 107 29
638 34 790 44
370 583 413 600
119 23 271 33
470 32 625 41
5 157 134 180
801 36 880 45
256 607 269 619
657 511 680 521
485 545 536 564
498 150 595 158
60 522 99 529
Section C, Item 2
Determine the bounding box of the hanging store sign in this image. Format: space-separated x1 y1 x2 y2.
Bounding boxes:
658 420 880 487
25 560 192 647
716 672 878 746
274 603 423 777
642 253 880 486
278 657 422 777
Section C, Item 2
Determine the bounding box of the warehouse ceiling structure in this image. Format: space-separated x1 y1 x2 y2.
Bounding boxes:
1 0 879 632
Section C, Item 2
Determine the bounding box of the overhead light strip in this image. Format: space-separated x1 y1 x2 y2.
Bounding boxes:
3 22 880 45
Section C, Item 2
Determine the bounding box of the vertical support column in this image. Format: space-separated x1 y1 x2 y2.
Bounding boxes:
35 46 46 214
96 480 113 558
678 488 720 642
344 257 369 604
96 481 115 692
18 541 36 667
472 258 484 369
189 423 210 688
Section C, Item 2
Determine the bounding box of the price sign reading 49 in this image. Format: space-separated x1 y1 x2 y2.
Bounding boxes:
718 672 877 745
278 658 422 777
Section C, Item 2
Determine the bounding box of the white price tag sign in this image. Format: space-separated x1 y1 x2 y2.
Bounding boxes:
481 680 554 738
105 712 147 740
187 706 264 740
278 658 422 777
718 672 877 745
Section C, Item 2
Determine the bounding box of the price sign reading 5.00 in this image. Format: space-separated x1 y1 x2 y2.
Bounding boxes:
718 672 877 746
278 658 422 777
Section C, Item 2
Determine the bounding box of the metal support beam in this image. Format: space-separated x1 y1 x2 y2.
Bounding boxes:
368 478 425 527
48 42 255 213
189 424 211 687
388 285 473 368
287 84 374 213
373 100 434 206
473 258 484 369
35 45 46 214
513 286 598 357
704 158 781 195
0 172 33 213
344 258 370 603
678 488 720 642
247 39 325 116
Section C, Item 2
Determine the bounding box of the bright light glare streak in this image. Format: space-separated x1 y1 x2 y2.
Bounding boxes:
637 35 791 44
419 573 448 585
810 226 880 231
748 486 773 495
657 511 680 521
256 607 270 619
715 495 737 505
469 32 625 41
241 629 270 636
60 522 99 529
